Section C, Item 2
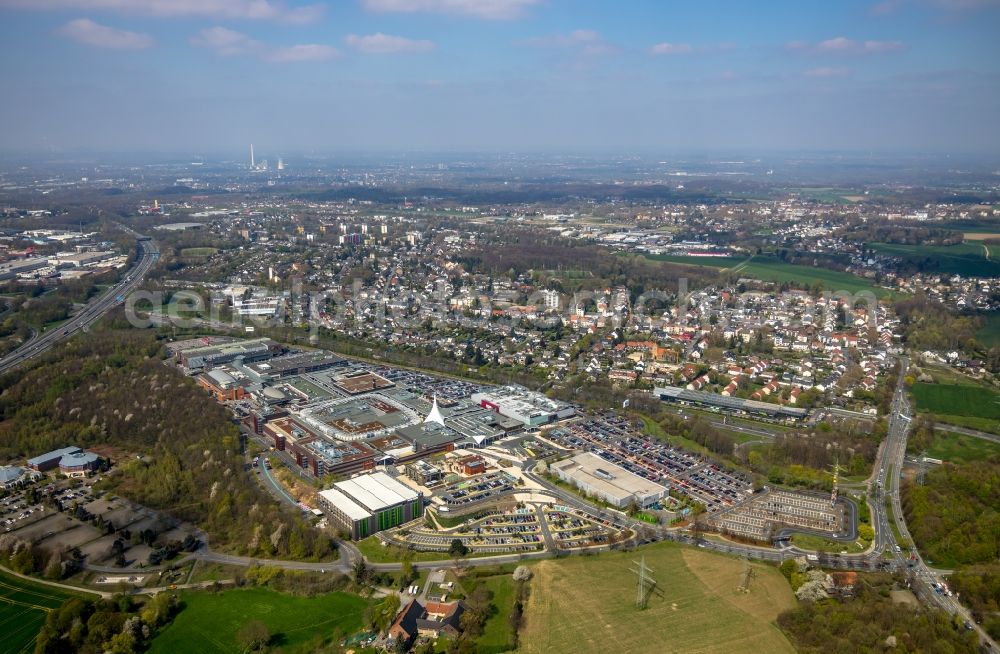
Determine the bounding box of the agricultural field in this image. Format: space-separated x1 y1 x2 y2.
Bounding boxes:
911 382 1000 434
644 254 888 296
925 431 1000 465
645 253 747 268
148 588 367 654
0 569 94 654
867 241 1000 277
788 187 867 204
518 542 795 654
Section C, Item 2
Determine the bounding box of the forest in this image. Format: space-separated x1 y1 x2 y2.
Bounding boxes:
451 226 715 295
894 294 988 356
34 592 179 654
777 574 979 653
0 325 334 561
901 457 1000 568
949 564 1000 640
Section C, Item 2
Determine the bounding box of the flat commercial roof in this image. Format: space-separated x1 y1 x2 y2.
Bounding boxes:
334 471 418 513
553 452 665 502
397 422 462 449
318 486 371 521
653 386 807 418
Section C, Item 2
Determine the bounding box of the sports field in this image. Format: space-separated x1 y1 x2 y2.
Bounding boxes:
867 242 1000 278
644 254 888 296
518 542 796 654
148 588 367 654
0 569 88 654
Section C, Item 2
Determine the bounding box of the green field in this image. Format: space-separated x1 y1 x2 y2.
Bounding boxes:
789 533 865 554
868 242 1000 277
0 569 92 654
646 253 747 268
977 313 1000 349
788 187 867 204
912 383 1000 427
519 542 796 654
925 431 1000 465
476 574 517 654
149 588 367 654
645 254 888 296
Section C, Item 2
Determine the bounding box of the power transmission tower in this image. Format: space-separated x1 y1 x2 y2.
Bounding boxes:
916 450 929 486
829 458 840 507
629 556 662 609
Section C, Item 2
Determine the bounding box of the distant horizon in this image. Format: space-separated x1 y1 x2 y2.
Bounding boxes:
1 147 999 163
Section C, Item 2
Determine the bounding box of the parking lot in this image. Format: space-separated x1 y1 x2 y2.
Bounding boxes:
548 417 754 513
2 480 199 571
384 499 629 555
436 471 518 507
372 366 490 400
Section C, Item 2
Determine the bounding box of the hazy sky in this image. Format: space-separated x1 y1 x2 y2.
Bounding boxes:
0 0 998 155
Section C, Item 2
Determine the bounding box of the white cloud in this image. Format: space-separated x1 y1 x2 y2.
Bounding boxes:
266 43 338 62
788 36 906 55
649 42 692 55
191 27 337 62
804 66 851 77
520 29 599 47
0 0 324 24
56 17 153 49
190 26 259 56
871 0 1000 13
361 0 539 20
517 29 618 56
345 32 434 54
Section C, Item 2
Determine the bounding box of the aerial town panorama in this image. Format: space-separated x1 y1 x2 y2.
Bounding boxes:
0 1 998 654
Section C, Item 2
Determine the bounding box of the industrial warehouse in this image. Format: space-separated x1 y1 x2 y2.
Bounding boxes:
653 385 808 420
318 471 424 540
551 452 668 509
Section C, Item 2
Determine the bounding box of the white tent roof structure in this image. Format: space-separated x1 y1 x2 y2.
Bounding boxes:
424 394 445 427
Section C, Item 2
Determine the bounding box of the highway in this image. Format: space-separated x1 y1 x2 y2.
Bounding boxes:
0 226 159 375
872 357 996 650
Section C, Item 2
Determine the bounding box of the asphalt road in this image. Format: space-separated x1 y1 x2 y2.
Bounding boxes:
0 227 159 375
932 423 1000 445
872 357 997 650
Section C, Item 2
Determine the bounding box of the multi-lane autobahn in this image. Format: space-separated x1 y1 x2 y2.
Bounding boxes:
872 357 997 649
0 228 158 375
